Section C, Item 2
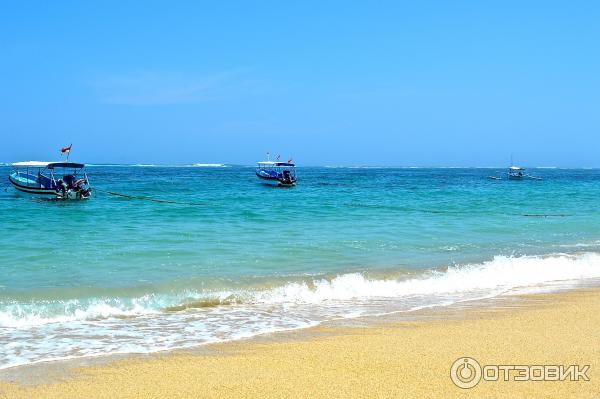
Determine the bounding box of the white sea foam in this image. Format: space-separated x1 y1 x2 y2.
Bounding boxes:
190 163 228 167
0 298 161 328
255 252 600 304
2 252 600 328
2 252 600 369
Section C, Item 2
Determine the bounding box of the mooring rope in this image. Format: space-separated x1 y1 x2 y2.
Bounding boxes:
93 188 206 206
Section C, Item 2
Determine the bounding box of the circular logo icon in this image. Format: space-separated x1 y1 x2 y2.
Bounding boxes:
450 357 482 389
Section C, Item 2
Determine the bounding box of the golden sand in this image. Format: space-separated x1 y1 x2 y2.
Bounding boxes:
1 289 599 398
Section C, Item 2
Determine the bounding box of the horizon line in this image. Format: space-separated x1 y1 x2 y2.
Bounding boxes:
1 162 599 169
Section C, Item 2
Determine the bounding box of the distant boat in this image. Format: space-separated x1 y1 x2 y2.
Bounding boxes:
508 166 525 180
255 154 297 187
8 161 92 199
507 166 542 181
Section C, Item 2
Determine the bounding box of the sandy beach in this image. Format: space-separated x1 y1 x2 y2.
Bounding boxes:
0 287 598 398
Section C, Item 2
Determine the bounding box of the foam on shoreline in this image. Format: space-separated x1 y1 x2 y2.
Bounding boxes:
2 252 600 369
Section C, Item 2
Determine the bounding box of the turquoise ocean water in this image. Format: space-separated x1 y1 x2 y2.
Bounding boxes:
1 165 600 368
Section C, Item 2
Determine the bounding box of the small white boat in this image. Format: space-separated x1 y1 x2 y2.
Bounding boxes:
8 161 92 199
255 156 297 187
508 166 525 180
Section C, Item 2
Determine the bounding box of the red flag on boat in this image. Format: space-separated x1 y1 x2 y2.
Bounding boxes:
60 144 72 155
287 158 293 163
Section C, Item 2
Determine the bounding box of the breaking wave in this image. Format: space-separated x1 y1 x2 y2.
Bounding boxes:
190 163 228 167
2 252 600 369
2 252 600 329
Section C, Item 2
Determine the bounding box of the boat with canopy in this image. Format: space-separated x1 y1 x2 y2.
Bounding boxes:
255 154 297 187
8 161 92 199
508 166 525 180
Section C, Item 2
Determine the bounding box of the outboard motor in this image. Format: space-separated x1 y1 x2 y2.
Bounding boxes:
280 170 293 185
72 177 92 199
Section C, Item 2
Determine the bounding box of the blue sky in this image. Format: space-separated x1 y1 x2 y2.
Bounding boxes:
1 1 599 166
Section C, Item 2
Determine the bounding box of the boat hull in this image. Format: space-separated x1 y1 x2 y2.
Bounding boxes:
8 175 57 195
256 176 296 187
255 171 296 187
8 175 92 199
